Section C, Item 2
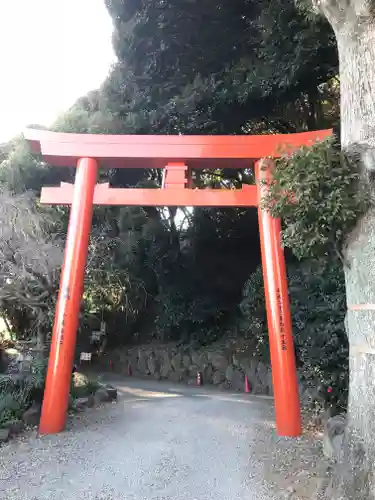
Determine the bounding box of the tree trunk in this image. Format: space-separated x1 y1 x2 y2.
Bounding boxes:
317 2 375 498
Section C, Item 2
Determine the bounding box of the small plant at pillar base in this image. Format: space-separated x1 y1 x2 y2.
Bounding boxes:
262 137 371 261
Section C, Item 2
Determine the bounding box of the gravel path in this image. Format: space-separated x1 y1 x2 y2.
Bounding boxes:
0 378 281 500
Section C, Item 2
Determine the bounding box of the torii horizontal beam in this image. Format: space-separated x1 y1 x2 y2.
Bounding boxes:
24 128 332 170
40 182 258 207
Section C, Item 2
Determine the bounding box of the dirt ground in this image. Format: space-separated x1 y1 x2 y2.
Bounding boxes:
255 413 332 499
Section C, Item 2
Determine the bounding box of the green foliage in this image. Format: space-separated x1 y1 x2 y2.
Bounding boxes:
240 259 348 408
289 259 348 409
52 91 123 135
70 373 101 399
154 282 225 344
152 207 260 344
0 354 48 429
0 388 28 428
263 137 371 260
28 355 48 389
101 0 338 135
0 363 100 429
239 267 269 358
0 138 49 194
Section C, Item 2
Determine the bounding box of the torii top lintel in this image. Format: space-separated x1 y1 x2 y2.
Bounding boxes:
24 128 332 170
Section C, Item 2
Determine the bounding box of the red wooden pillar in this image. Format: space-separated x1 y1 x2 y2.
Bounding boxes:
255 159 301 437
39 157 98 434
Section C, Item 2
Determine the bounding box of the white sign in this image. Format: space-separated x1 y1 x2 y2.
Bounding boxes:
80 352 92 362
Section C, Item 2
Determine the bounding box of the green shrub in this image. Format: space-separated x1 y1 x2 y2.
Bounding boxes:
289 259 348 409
0 363 101 429
0 379 31 428
239 267 269 359
0 354 48 429
240 259 348 409
70 373 101 399
262 137 371 260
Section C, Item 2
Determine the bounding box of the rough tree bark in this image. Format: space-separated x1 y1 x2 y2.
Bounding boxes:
314 0 375 498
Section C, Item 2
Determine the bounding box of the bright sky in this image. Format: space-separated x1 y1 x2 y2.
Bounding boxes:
0 0 115 142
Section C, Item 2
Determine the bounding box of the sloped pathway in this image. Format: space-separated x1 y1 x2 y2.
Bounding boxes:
0 378 292 500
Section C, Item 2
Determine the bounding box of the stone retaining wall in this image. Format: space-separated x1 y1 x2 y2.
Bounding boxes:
108 342 274 395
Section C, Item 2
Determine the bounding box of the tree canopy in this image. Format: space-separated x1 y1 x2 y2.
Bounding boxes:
102 0 338 134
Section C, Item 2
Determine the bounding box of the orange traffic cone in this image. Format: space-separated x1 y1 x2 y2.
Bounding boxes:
127 363 132 376
196 372 203 386
244 375 251 393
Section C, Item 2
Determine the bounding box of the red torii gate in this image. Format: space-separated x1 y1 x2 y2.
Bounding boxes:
25 128 331 437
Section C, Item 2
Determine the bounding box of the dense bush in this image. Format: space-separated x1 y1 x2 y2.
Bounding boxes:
289 259 348 409
239 266 269 358
263 137 371 261
70 373 101 399
0 378 31 428
0 353 99 430
240 258 348 409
